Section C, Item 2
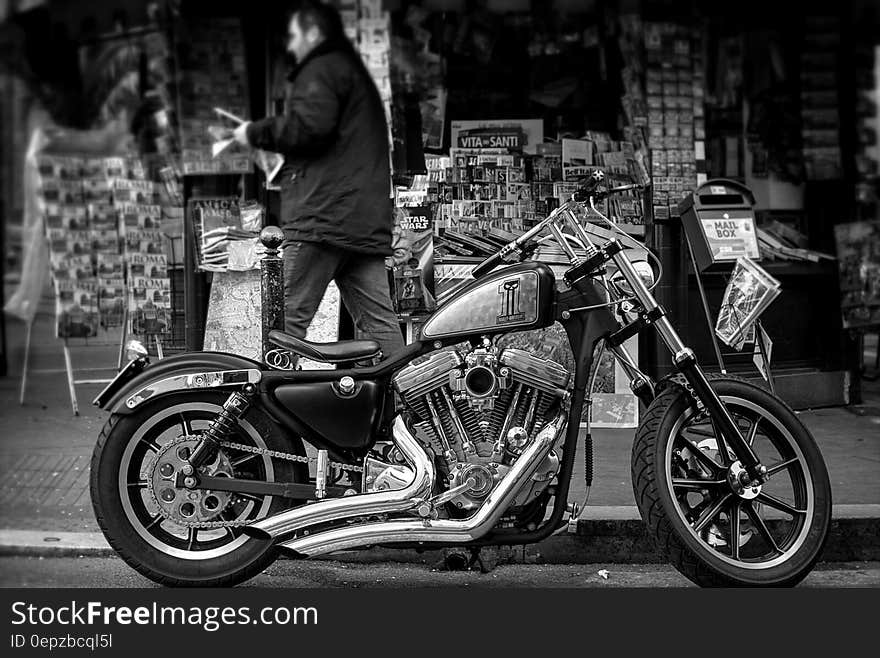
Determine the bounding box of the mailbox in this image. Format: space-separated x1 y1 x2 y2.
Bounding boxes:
677 178 761 271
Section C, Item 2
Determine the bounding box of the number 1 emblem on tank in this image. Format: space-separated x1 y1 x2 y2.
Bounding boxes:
497 279 525 324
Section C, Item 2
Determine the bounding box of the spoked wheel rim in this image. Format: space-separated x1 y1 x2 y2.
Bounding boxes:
664 396 814 570
118 402 276 560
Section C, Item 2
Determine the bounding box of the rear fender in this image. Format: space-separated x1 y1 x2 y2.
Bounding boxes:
102 352 265 415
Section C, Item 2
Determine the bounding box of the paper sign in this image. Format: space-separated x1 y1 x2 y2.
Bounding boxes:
699 215 760 261
450 119 544 155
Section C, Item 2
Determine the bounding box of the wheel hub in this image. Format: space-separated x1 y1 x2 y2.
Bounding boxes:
727 460 761 500
148 437 234 524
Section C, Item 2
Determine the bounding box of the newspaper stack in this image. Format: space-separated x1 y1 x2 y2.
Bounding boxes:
196 201 263 272
715 258 781 351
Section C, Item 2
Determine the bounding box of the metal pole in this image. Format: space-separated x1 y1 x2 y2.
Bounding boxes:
260 226 285 362
19 320 32 406
63 342 79 416
685 235 726 373
755 319 776 395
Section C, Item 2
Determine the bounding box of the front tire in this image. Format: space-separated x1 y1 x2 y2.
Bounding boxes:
91 391 307 587
632 377 831 587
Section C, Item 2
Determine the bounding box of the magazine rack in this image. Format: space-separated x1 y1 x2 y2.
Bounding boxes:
19 301 173 416
18 310 126 416
678 180 776 390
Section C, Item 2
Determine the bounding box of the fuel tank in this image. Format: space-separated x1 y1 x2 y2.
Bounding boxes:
422 262 556 341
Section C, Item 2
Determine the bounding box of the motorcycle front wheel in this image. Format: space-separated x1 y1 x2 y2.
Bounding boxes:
632 377 831 587
90 391 307 587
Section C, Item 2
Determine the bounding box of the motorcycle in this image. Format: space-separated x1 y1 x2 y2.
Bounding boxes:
90 171 831 587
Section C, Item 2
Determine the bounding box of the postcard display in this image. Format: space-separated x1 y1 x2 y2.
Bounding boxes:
618 18 705 221
177 18 251 175
801 18 843 181
38 155 172 344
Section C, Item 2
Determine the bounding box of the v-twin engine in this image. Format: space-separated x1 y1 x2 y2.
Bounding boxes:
391 345 571 514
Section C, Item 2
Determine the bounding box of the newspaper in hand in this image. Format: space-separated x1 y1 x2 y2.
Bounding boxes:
715 258 781 350
210 108 284 182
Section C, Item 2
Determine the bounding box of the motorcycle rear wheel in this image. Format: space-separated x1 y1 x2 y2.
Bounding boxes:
632 377 831 587
91 391 306 587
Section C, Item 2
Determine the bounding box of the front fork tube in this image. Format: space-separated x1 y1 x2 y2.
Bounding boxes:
607 342 655 408
609 249 768 483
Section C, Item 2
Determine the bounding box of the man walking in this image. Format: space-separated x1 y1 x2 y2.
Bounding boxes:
233 0 404 359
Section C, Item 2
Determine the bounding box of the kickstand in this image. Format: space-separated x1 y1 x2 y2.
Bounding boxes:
469 546 504 573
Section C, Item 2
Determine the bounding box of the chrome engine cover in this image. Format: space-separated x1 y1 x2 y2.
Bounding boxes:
393 345 570 515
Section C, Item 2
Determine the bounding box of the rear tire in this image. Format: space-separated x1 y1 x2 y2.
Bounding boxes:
91 391 307 587
632 377 831 587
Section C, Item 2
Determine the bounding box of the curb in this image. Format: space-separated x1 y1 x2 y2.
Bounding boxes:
1 505 878 563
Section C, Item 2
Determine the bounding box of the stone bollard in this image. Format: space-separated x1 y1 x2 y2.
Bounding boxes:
260 226 285 363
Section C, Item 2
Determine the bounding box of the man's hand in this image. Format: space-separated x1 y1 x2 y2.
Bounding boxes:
232 122 251 146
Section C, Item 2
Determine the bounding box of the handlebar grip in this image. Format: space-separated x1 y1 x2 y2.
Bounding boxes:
594 183 643 200
472 251 505 278
579 170 606 195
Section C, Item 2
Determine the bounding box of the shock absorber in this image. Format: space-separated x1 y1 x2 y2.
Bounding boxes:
186 385 255 470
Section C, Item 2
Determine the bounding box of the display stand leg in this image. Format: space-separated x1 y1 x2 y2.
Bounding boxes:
754 319 776 395
154 335 164 360
62 342 79 416
685 236 726 373
19 320 33 406
116 308 128 370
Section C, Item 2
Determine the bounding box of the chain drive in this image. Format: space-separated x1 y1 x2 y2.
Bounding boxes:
146 436 364 530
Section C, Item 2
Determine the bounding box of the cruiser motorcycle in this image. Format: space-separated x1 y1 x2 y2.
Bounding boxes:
90 172 831 587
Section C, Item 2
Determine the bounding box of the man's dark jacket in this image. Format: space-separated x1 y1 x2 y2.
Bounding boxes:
247 40 392 255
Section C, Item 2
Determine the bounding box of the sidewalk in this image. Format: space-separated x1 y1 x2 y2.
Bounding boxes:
1 296 879 561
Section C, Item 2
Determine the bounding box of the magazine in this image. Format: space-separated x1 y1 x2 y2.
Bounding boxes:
125 230 166 256
103 157 126 179
715 258 781 350
192 199 261 272
96 253 124 278
54 279 100 338
128 253 168 279
82 178 114 204
98 277 126 327
45 204 89 231
51 254 94 282
91 229 120 254
390 206 435 316
117 203 162 231
69 230 94 256
113 179 156 205
129 277 172 336
87 202 118 230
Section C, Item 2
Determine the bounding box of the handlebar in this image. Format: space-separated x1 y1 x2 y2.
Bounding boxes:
471 179 644 279
471 251 505 278
595 183 642 199
471 205 566 278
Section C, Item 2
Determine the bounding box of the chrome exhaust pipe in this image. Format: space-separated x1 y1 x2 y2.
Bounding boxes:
280 411 566 558
241 416 435 540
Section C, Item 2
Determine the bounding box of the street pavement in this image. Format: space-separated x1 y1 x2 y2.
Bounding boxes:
1 556 878 587
1 286 879 570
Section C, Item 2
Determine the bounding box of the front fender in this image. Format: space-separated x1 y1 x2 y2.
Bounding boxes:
101 352 265 415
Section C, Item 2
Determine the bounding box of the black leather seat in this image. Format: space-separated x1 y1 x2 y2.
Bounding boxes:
267 330 381 364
